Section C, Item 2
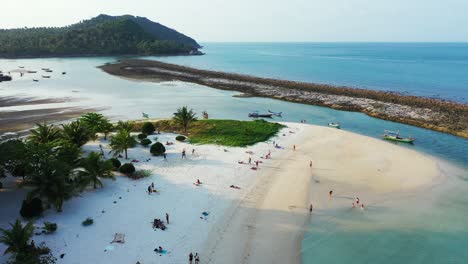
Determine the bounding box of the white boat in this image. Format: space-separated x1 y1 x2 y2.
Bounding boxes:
328 122 341 129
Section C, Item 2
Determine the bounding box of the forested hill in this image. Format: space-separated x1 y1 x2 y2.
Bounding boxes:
0 14 202 58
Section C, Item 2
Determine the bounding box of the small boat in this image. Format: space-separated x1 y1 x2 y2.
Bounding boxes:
27 71 37 73
268 110 283 117
45 70 53 73
19 66 25 68
328 122 341 129
42 75 51 78
33 79 39 82
382 130 415 144
41 68 50 71
62 72 66 75
248 112 273 118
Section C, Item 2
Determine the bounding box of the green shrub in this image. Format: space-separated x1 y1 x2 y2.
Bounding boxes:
119 163 135 174
82 217 93 226
150 142 166 156
141 122 155 135
176 135 186 141
43 222 57 234
140 138 152 147
137 133 147 140
130 169 153 179
20 198 44 218
109 158 121 170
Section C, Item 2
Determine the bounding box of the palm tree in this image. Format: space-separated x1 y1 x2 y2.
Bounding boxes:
77 152 114 189
109 129 137 159
0 220 34 255
29 123 61 144
116 121 134 133
24 143 77 212
80 112 112 140
62 120 91 147
100 121 114 140
173 106 197 133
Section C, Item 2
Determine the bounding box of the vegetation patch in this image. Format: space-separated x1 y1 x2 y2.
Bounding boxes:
156 119 284 147
175 135 186 141
150 142 166 156
119 163 136 175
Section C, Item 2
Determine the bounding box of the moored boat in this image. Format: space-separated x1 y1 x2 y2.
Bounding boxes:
328 122 341 129
0 74 12 82
33 79 39 82
268 110 282 116
248 112 273 118
27 70 37 73
382 130 415 143
42 75 51 78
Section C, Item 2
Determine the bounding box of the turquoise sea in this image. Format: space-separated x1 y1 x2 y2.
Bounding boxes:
0 42 467 263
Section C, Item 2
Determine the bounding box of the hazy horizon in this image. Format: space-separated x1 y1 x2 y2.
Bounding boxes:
1 0 468 42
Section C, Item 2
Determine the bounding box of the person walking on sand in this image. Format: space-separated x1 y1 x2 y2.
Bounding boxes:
293 145 296 151
182 149 186 159
248 157 252 164
329 190 333 200
194 253 200 264
356 197 360 205
361 203 365 211
166 213 170 224
192 149 195 155
148 185 152 195
255 160 259 168
309 160 313 168
309 203 313 213
189 252 193 264
163 153 167 160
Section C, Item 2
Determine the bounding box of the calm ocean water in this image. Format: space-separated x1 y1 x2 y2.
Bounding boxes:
0 42 467 264
153 42 468 103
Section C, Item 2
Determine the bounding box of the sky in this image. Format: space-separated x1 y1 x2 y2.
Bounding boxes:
1 0 468 42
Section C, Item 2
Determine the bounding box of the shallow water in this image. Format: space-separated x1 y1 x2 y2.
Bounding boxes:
0 44 467 263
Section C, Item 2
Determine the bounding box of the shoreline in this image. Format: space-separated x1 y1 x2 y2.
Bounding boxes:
98 59 468 138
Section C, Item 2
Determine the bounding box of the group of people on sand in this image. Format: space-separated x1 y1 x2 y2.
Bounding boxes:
189 252 200 264
153 213 169 230
327 190 365 211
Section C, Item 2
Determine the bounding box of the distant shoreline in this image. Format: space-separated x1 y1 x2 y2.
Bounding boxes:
99 59 468 138
0 52 203 59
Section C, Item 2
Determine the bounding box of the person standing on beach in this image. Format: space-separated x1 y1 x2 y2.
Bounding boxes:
182 149 186 159
329 190 333 200
361 203 365 211
256 160 259 168
192 149 195 155
163 153 167 160
356 197 360 205
309 203 313 213
189 252 193 264
249 157 252 164
293 144 296 151
194 253 200 264
309 160 313 168
166 213 170 224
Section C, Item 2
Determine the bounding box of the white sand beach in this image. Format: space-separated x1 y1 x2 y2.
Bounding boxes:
0 123 443 264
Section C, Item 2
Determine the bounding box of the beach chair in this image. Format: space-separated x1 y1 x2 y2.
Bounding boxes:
111 233 125 244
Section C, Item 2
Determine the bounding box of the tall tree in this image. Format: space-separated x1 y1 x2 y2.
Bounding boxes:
173 106 197 133
115 121 134 133
80 112 112 140
77 152 114 189
29 123 61 144
23 142 78 212
109 129 137 159
62 120 91 147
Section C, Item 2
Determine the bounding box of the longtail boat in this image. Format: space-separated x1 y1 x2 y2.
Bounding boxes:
382 130 415 143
